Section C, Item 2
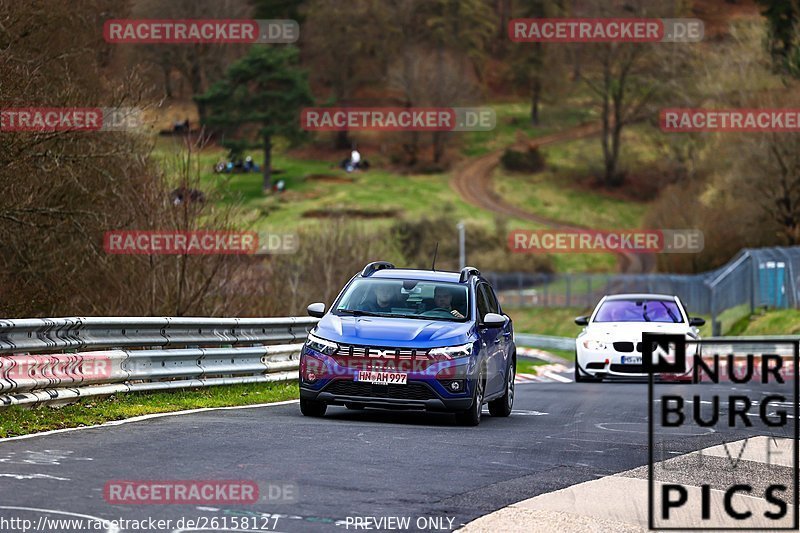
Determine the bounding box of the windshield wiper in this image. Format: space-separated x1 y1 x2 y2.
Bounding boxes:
337 309 391 318
396 313 454 320
656 301 680 323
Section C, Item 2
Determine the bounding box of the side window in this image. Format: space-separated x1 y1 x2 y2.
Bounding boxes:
484 285 501 314
476 284 491 320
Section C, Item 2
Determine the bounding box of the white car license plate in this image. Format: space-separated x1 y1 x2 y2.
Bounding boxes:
621 356 642 364
355 371 408 385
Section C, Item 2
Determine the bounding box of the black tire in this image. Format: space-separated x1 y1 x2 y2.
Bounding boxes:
489 358 515 417
455 367 485 426
300 398 327 417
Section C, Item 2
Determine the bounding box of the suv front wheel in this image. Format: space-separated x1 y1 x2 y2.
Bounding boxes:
489 358 514 417
300 398 327 417
455 367 485 426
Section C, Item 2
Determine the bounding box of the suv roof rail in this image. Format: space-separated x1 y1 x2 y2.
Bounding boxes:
361 261 396 277
459 266 481 283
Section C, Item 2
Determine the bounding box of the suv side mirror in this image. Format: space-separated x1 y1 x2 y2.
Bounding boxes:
482 312 506 328
689 317 705 327
307 302 326 318
574 316 589 326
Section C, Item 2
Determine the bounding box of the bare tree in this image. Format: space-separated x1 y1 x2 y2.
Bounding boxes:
387 47 480 166
577 1 692 187
731 132 800 245
302 0 391 149
129 0 253 122
0 1 256 317
580 43 659 186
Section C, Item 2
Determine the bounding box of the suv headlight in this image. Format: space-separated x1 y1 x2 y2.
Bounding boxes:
305 333 338 356
429 343 473 359
581 339 607 351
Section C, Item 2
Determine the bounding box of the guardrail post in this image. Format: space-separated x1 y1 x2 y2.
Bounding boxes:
543 279 549 307
710 290 721 336
566 275 571 307
587 276 592 308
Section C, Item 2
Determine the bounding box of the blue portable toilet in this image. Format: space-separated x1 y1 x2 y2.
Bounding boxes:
758 261 786 308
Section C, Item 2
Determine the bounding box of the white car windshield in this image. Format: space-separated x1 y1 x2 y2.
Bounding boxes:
594 299 683 323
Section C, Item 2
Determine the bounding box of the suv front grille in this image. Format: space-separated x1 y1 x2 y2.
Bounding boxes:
331 343 434 370
324 380 437 400
334 343 430 358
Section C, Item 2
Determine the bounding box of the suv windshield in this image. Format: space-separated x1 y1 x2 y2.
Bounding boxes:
594 299 683 323
334 278 469 322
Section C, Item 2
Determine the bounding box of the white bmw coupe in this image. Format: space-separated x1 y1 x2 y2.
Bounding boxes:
574 293 704 382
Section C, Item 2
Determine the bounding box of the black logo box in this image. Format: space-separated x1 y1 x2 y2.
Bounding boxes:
644 334 799 531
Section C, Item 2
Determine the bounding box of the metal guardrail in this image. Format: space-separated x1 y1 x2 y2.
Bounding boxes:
4 315 790 406
516 332 800 356
0 316 318 407
515 333 575 351
490 245 800 336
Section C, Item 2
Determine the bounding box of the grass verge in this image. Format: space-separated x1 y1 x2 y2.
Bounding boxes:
509 306 589 337
517 350 574 375
0 381 299 439
727 308 800 336
509 303 800 339
516 358 546 374
546 348 576 361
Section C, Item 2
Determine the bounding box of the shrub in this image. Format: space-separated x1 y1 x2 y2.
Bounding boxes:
500 147 546 173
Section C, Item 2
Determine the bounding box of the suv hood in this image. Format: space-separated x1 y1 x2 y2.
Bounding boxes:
312 314 473 347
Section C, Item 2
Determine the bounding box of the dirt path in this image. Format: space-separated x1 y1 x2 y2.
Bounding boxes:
450 122 656 273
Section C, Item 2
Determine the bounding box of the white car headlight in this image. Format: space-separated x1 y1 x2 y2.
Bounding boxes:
429 343 473 359
581 339 607 351
305 333 338 355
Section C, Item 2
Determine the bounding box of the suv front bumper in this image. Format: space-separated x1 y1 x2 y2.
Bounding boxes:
300 380 474 411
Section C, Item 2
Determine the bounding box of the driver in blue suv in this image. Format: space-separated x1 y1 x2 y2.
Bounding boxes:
300 262 516 426
433 286 465 319
361 282 402 313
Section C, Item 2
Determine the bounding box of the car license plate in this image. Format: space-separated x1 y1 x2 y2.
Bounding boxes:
621 356 642 364
355 371 407 385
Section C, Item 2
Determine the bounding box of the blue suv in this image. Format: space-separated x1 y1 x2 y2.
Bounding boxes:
299 262 516 425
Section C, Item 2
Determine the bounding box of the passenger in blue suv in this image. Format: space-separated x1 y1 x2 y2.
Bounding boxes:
299 262 516 426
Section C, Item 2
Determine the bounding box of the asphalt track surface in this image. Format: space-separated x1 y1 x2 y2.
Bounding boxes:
0 378 794 533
